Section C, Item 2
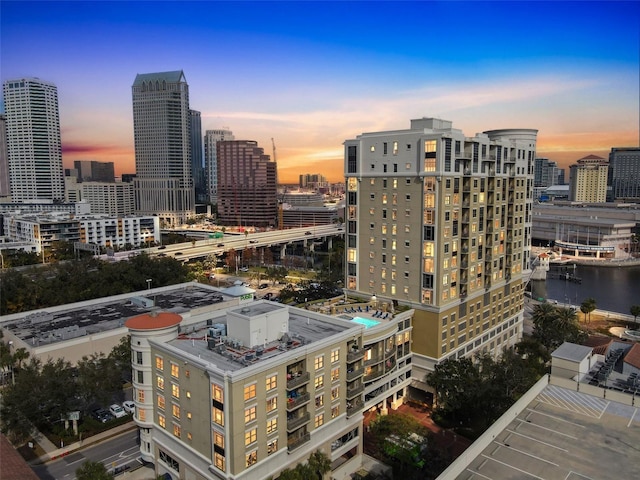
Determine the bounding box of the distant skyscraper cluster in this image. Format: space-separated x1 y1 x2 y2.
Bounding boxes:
299 173 327 189
2 78 65 202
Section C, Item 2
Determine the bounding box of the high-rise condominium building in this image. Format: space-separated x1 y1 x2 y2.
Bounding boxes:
189 110 206 203
344 118 537 377
217 140 278 227
204 129 235 204
569 155 608 203
608 147 640 201
299 173 328 189
2 78 65 202
132 71 194 226
0 114 9 197
534 158 560 188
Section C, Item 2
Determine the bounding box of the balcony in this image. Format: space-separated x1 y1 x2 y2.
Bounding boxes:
287 412 310 432
364 355 383 367
287 432 310 452
347 349 364 363
347 369 364 381
286 392 310 411
286 372 310 390
346 383 364 399
346 401 364 417
363 369 385 383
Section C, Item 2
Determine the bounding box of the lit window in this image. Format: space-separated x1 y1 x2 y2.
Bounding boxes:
266 417 278 434
158 414 166 428
245 428 257 446
170 363 179 378
172 384 180 399
212 407 224 426
186 391 191 399
244 384 256 401
246 451 257 468
212 384 223 402
330 349 339 363
266 375 277 391
187 432 192 440
137 408 146 422
214 453 225 471
137 389 145 403
315 413 324 428
266 396 277 412
331 367 340 382
315 375 324 389
157 376 164 390
331 405 339 418
187 411 192 419
331 386 339 400
315 355 324 370
267 439 278 455
172 404 180 419
155 356 164 370
245 406 256 424
173 424 181 438
315 394 324 408
157 394 165 409
214 431 224 448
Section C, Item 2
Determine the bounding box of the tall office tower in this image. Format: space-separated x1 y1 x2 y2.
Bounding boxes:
608 147 640 201
204 128 234 204
131 71 194 226
344 118 537 377
557 169 565 185
569 155 608 203
534 158 560 187
217 140 277 227
73 160 115 182
2 78 65 202
189 110 206 202
0 114 9 197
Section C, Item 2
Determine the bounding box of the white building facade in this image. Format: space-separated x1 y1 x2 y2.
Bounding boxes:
204 129 235 205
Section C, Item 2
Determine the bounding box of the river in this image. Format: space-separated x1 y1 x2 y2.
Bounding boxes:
530 264 640 314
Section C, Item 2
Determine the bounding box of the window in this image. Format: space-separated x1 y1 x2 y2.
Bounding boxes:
212 384 223 402
138 408 146 422
315 413 324 428
212 407 224 426
244 383 256 401
245 428 257 446
246 451 257 468
331 367 340 382
171 363 179 378
315 375 324 389
172 384 180 399
155 356 164 370
187 411 192 419
173 424 181 438
137 389 145 403
267 439 278 455
315 394 324 408
267 396 277 412
331 405 340 418
172 404 180 419
137 370 144 383
331 386 339 400
315 355 324 370
214 453 225 471
158 394 165 410
245 406 257 424
156 375 164 390
266 375 277 391
267 417 278 434
158 414 166 428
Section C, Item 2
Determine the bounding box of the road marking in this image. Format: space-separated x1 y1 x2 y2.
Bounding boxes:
505 428 568 451
494 442 560 466
466 468 493 479
565 471 594 480
481 454 545 479
515 418 578 439
526 407 586 428
628 408 638 428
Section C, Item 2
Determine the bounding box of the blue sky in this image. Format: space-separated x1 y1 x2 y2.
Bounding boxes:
2 1 639 181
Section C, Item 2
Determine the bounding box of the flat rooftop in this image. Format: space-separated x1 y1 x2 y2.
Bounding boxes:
167 302 359 372
2 284 228 346
453 384 640 480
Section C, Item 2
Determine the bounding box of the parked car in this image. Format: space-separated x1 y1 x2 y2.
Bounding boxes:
109 404 126 418
91 408 113 423
263 292 273 300
258 284 268 289
305 231 312 235
249 240 258 244
174 252 183 256
157 245 166 250
122 401 135 414
217 243 225 247
239 266 249 272
242 282 250 287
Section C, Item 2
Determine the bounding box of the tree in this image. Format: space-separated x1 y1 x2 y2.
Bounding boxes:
307 450 331 480
630 305 640 325
531 304 586 352
580 297 596 324
76 460 114 480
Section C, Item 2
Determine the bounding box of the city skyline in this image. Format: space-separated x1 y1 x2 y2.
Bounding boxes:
1 1 639 183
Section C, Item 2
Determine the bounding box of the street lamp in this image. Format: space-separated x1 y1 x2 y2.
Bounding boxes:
146 279 152 290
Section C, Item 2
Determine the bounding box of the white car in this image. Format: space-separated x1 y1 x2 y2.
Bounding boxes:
109 403 126 418
122 401 135 414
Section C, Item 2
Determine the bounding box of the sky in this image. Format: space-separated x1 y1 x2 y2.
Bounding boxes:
1 1 639 184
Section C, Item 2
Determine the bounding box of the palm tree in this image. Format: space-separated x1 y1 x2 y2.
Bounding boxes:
532 302 557 327
556 306 578 330
307 450 331 480
630 305 640 326
580 297 597 324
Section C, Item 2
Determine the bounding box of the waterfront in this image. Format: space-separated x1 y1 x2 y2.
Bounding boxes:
530 264 640 314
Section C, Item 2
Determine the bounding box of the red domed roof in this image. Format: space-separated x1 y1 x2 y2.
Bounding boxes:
125 312 182 330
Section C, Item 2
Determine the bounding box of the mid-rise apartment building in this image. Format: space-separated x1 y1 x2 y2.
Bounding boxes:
80 182 135 216
608 147 640 201
569 155 608 203
204 129 235 205
217 140 278 227
343 117 536 379
126 301 414 480
132 71 194 226
2 78 65 202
